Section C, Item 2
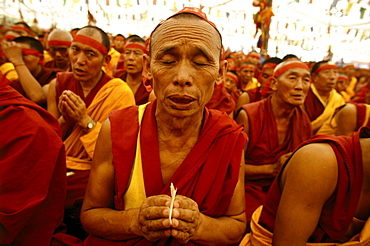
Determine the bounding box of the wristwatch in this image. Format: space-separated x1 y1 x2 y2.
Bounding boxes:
85 120 95 131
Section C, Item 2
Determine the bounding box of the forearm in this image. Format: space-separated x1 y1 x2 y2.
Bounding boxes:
191 213 246 245
81 207 143 241
245 163 276 180
14 65 46 104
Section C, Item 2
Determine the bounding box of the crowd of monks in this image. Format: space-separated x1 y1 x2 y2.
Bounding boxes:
1 8 370 245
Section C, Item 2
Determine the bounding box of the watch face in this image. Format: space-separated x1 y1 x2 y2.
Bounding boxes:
87 122 94 129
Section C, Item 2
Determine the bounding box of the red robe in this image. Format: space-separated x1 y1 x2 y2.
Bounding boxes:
84 101 247 245
304 86 325 121
354 103 370 130
246 87 262 103
206 86 236 115
0 75 67 245
242 96 312 222
259 127 367 243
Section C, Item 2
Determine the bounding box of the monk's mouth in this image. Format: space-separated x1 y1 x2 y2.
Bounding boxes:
169 96 195 104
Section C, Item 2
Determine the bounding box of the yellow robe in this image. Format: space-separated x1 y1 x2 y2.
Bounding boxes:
102 47 121 76
311 84 345 135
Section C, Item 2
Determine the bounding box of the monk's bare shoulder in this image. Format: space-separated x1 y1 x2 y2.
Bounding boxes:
281 143 338 192
236 92 250 111
335 103 357 136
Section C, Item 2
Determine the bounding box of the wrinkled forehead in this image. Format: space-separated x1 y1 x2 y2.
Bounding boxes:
150 18 221 55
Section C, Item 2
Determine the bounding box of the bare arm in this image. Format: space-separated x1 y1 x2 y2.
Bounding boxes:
235 109 288 179
80 119 146 240
236 92 250 112
2 42 46 104
335 104 357 136
272 143 338 246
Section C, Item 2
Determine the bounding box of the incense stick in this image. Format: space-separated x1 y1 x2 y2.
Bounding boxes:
169 182 177 225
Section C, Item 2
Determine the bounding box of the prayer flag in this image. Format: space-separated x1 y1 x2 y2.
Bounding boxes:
117 0 120 6
359 7 366 19
106 0 109 5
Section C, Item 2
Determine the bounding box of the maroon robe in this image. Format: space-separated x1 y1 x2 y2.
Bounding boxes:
241 96 312 222
355 103 370 130
84 100 247 245
246 87 262 103
304 86 325 121
259 127 367 243
206 86 236 115
0 74 67 245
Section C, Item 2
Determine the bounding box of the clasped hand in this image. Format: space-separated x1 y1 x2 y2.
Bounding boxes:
138 194 201 244
58 90 88 126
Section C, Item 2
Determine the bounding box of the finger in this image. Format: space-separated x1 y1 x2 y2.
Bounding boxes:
171 208 199 227
141 228 171 242
143 195 171 208
173 195 198 211
171 229 191 244
140 206 169 220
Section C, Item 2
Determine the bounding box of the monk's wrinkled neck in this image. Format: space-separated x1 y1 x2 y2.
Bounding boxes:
155 107 204 139
270 94 296 119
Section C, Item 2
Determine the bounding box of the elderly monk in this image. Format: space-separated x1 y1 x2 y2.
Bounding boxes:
236 57 282 111
2 36 58 109
0 73 67 245
44 29 73 71
304 60 345 135
237 62 259 92
235 60 313 231
80 7 247 245
47 25 135 239
240 126 370 246
114 36 150 105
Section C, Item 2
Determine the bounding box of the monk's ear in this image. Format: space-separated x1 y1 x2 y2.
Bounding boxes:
103 54 112 67
216 60 227 85
142 54 152 80
269 77 278 91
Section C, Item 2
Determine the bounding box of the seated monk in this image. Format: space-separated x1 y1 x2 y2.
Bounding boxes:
304 60 345 135
235 60 313 231
319 84 370 136
0 73 67 245
240 126 370 246
2 36 59 109
113 36 150 105
80 7 247 245
236 57 282 111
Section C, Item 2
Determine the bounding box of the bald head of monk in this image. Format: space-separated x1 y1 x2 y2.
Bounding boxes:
145 9 225 120
48 29 73 70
